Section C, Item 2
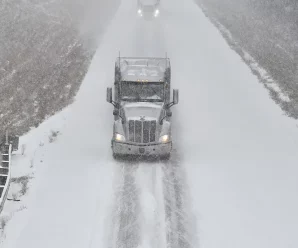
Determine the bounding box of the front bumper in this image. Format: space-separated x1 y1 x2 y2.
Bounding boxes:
112 140 172 156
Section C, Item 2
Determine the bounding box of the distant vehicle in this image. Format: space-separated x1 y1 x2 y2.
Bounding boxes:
107 56 179 160
137 0 160 18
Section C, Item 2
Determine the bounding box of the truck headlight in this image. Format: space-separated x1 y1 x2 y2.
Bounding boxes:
138 9 142 15
159 135 170 143
115 133 125 142
154 9 159 17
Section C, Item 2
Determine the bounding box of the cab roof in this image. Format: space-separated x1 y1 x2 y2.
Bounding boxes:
116 57 170 82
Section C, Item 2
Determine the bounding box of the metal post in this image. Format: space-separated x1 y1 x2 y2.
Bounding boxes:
165 52 168 67
5 131 8 145
118 51 121 66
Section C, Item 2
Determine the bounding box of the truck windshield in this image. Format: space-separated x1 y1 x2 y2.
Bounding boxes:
121 82 164 102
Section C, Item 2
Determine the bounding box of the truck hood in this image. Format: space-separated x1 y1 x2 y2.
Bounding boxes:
114 102 170 143
121 102 163 121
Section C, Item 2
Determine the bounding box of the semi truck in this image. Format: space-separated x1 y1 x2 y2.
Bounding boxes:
107 56 179 159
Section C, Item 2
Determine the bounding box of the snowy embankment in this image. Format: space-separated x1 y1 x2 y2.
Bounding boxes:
0 0 119 136
194 0 298 119
1 0 298 247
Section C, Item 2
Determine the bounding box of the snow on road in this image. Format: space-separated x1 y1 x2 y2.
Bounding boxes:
1 0 298 247
162 1 298 248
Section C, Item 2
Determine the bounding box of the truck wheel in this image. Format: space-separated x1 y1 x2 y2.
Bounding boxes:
113 153 122 160
160 154 170 161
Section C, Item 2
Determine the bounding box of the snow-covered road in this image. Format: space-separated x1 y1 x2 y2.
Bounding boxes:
2 0 298 247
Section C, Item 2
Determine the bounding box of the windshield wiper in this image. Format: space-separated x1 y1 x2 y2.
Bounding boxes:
149 86 161 100
139 85 162 100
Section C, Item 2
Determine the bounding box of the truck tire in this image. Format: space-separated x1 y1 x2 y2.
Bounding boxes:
113 152 123 160
113 152 119 159
160 153 170 161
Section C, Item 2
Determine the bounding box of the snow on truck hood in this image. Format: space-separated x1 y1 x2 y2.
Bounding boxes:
122 102 163 120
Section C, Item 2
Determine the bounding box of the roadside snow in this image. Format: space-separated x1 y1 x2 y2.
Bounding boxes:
161 0 298 248
206 11 291 103
0 107 70 247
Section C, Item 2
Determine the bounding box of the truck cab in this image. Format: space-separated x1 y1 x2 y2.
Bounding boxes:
107 57 179 159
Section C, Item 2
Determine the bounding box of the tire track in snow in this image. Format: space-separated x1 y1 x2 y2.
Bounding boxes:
108 159 167 248
108 155 197 248
162 153 197 248
110 162 141 248
135 162 167 248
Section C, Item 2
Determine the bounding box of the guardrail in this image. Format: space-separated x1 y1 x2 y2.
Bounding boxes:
0 142 12 214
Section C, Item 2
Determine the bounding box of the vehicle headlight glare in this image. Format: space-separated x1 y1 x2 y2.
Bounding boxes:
154 9 159 16
138 9 142 14
159 135 169 143
115 133 125 142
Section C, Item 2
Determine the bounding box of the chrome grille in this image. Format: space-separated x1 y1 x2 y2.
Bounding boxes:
128 120 156 143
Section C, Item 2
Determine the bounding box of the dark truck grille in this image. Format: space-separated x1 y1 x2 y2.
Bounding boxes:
128 120 157 143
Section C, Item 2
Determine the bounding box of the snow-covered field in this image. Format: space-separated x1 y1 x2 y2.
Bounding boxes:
1 0 298 247
195 0 298 119
0 0 119 135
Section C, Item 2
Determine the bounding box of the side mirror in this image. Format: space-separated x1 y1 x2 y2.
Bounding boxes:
113 109 119 116
106 87 112 103
173 89 179 105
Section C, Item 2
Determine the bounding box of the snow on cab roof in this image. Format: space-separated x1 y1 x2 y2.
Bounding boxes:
117 57 170 82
